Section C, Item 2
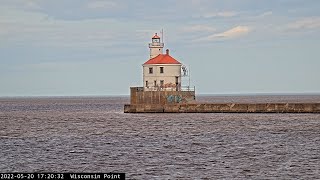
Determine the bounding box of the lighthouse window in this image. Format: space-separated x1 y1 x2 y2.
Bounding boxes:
149 67 153 74
160 67 164 73
160 80 164 87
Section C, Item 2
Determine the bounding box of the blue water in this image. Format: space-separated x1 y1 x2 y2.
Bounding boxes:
0 96 320 179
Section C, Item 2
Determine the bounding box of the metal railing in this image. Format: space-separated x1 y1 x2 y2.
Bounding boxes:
148 43 164 47
143 85 195 92
181 86 196 91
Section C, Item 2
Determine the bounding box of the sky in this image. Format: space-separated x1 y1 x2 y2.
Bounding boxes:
1 0 320 96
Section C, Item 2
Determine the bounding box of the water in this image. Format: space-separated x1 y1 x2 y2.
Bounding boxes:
1 96 320 179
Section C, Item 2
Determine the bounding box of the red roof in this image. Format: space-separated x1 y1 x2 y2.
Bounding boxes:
152 33 160 39
144 53 181 65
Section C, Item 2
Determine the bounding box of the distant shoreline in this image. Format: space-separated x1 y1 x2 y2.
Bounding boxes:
1 93 320 98
197 93 320 96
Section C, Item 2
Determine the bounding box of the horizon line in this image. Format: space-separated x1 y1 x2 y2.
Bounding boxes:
1 92 320 98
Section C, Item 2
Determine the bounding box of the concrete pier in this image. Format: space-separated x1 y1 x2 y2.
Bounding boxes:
124 103 320 113
125 87 320 113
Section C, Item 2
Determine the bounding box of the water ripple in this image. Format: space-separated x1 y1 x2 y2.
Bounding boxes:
0 96 320 179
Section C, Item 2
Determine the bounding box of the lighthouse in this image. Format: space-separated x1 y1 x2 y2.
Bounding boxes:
143 33 182 91
149 33 164 59
124 32 196 111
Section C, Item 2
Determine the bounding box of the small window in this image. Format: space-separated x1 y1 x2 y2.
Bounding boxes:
154 80 157 87
145 81 148 87
160 80 164 87
149 67 153 74
160 67 164 73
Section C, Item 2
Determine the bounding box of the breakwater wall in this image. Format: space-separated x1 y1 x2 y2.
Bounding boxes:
130 87 196 104
124 103 320 113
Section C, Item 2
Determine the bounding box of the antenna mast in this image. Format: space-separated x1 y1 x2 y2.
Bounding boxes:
161 29 164 43
189 65 191 89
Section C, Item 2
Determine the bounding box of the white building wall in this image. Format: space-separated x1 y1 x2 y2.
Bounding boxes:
143 64 182 91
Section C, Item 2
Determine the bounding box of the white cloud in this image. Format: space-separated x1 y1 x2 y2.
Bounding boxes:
286 17 320 31
196 26 250 41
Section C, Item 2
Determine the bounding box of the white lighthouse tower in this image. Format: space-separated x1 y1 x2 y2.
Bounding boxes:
143 33 182 91
149 33 164 59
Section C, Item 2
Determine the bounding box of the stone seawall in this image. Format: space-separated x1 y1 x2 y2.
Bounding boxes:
130 87 196 105
124 103 320 113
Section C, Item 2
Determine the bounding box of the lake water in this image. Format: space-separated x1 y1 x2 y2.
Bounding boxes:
1 96 320 179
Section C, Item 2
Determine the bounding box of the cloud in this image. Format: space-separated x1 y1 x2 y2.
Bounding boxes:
87 0 118 10
0 5 127 48
258 11 273 18
0 0 42 11
181 25 216 33
196 26 250 41
196 11 238 18
286 17 320 31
